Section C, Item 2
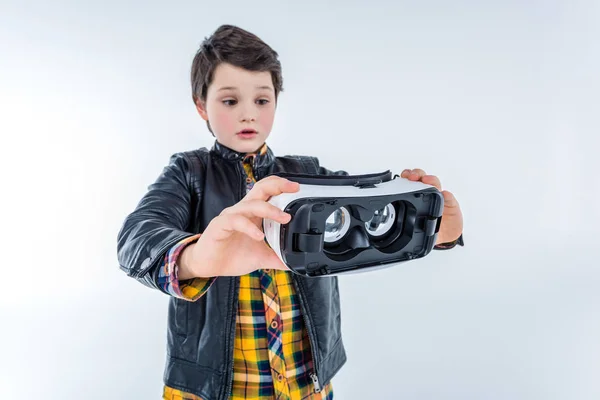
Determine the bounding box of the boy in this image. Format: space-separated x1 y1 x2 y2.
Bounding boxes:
117 24 464 400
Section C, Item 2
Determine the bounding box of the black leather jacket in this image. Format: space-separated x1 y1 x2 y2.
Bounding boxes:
117 141 349 399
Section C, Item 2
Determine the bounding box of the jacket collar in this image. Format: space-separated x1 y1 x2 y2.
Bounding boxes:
211 140 275 169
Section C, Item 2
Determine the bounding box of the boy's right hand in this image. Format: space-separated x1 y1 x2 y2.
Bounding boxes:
178 176 300 279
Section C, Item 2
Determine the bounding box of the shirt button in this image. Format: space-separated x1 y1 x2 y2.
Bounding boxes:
277 373 284 382
271 320 278 329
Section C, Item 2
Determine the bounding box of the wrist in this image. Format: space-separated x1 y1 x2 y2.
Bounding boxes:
178 238 217 280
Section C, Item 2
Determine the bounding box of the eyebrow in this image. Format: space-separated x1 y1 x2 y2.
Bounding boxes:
217 85 274 92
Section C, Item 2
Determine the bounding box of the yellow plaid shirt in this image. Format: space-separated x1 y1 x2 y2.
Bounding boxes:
158 145 333 399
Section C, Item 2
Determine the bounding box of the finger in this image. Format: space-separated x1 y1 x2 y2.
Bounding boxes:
409 168 427 180
223 200 292 224
400 169 411 178
243 175 300 202
442 190 459 209
212 214 265 241
421 175 442 190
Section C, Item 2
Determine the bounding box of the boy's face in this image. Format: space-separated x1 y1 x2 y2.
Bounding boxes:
196 62 277 154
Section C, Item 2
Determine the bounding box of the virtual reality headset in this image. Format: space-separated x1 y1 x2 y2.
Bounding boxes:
263 170 444 277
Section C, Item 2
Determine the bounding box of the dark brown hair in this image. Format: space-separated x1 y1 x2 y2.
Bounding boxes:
191 25 284 134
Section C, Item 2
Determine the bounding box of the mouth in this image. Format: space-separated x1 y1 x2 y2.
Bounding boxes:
237 129 258 138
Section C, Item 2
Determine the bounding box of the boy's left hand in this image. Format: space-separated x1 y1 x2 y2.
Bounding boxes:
400 168 463 245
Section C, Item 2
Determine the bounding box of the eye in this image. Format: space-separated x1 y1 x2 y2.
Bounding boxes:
256 99 270 105
222 99 237 106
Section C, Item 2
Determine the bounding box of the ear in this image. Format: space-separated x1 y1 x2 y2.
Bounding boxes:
195 99 208 121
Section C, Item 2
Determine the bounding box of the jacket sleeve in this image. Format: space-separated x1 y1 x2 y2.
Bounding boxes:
117 152 201 291
313 157 349 176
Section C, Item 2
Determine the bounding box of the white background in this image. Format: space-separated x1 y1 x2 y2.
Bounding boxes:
1 0 599 398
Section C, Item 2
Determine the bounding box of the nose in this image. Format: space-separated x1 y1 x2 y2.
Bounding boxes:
239 103 257 123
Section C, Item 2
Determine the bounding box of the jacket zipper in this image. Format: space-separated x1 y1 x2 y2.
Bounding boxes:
252 159 322 392
245 159 324 393
252 155 261 181
224 160 245 400
225 277 239 400
310 372 322 392
227 158 319 397
292 276 322 393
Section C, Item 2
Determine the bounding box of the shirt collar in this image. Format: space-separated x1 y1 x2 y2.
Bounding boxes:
211 140 275 169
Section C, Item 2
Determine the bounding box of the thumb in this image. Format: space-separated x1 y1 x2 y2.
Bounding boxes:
442 190 459 209
260 244 289 271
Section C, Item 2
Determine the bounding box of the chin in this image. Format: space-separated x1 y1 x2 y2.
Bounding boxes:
233 137 265 153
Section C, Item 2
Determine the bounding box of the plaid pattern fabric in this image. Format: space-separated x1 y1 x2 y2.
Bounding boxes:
161 144 333 399
157 234 213 300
